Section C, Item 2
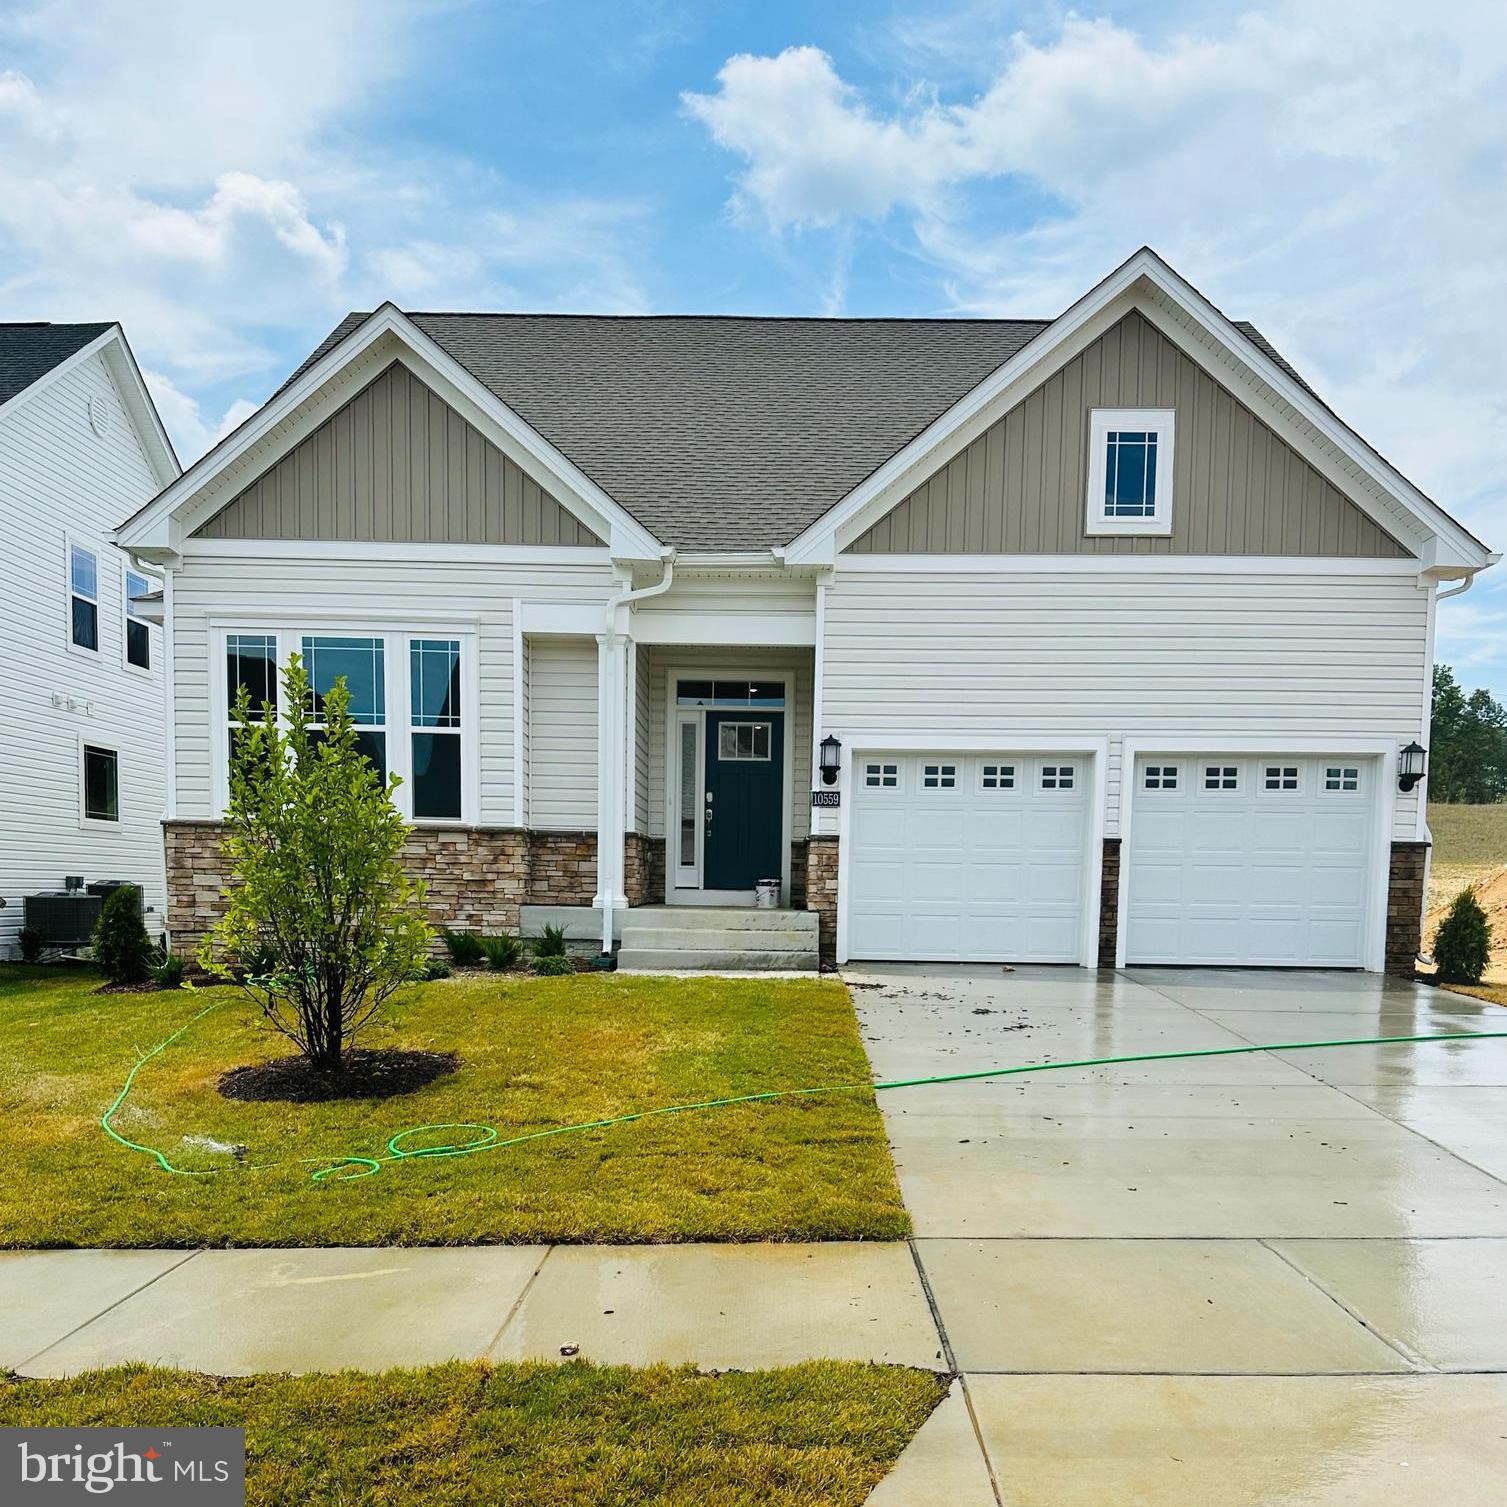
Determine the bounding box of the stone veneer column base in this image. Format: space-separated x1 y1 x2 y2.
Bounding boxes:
1385 840 1430 977
624 832 666 907
1097 837 1122 969
805 836 839 968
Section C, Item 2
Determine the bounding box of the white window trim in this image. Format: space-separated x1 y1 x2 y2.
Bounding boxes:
121 561 157 678
1085 408 1175 537
65 535 102 658
211 624 480 826
78 736 120 827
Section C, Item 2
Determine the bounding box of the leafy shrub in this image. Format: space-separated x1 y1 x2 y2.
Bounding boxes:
201 656 432 1073
442 929 486 967
92 886 154 985
17 928 42 963
1435 886 1492 985
532 953 575 977
478 932 525 969
150 951 186 989
410 957 451 982
531 923 569 959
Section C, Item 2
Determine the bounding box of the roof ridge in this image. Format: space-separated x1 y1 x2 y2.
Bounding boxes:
400 310 1057 326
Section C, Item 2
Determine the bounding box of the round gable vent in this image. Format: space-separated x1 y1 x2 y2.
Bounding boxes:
87 395 111 437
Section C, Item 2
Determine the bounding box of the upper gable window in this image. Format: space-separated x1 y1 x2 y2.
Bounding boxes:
1085 409 1175 537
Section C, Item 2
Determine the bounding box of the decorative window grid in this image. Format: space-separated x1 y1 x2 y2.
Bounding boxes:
1042 764 1075 790
1264 765 1300 791
1204 765 1239 791
1144 764 1178 790
864 762 898 788
1324 765 1360 792
922 763 957 789
980 763 1016 790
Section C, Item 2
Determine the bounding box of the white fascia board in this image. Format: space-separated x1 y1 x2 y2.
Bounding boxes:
116 304 664 564
99 329 181 487
518 600 605 635
630 609 817 646
834 553 1424 576
786 247 1495 574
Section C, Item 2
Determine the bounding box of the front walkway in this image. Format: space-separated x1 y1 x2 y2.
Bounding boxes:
853 964 1507 1506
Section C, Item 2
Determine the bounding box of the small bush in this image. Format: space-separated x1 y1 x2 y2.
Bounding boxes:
17 928 42 963
150 951 186 990
1435 886 1492 984
532 953 575 977
92 886 154 985
477 932 525 969
442 929 486 967
532 923 569 960
409 957 451 982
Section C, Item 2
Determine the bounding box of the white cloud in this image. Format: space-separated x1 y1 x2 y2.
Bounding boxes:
688 5 1507 692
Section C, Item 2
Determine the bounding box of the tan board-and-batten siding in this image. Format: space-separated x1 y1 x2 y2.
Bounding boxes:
847 311 1410 558
195 361 603 546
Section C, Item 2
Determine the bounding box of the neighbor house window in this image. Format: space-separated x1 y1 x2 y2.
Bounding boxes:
922 763 957 789
409 638 462 819
303 635 387 785
1325 765 1360 792
226 632 278 774
1204 765 1239 791
1144 764 1178 790
1042 764 1075 790
981 763 1016 790
124 568 152 670
864 762 898 788
82 744 119 822
69 543 99 650
1085 409 1175 536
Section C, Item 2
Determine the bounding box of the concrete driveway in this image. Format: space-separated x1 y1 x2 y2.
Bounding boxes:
851 965 1507 1507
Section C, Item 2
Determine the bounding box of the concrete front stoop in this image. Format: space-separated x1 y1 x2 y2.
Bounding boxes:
617 905 819 972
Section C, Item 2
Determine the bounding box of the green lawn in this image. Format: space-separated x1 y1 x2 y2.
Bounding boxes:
0 1361 944 1507
0 967 908 1247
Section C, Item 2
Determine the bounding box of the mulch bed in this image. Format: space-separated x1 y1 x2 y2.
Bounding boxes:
217 1049 460 1103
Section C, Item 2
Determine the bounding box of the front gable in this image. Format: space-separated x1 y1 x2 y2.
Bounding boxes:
194 361 602 546
848 311 1409 558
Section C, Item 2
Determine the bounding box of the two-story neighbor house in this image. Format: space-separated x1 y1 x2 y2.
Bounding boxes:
116 250 1496 975
1 322 179 954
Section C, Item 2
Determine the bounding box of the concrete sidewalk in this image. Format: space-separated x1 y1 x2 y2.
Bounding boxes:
1 1241 945 1377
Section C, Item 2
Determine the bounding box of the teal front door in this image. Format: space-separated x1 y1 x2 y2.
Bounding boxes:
703 710 784 891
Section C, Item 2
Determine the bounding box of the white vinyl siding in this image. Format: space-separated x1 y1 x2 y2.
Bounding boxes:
823 569 1428 841
170 552 616 823
641 644 815 842
0 350 169 950
526 637 598 829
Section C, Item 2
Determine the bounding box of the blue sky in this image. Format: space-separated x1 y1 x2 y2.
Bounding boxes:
2 0 1503 695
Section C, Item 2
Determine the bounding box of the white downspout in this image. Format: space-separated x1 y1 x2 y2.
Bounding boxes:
598 549 675 953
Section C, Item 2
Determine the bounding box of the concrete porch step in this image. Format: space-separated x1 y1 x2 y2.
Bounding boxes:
616 947 820 972
620 906 819 935
624 926 816 953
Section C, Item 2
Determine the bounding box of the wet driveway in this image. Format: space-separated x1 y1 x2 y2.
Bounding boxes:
852 965 1507 1506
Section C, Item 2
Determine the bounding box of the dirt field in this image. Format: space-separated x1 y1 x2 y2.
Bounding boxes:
1426 803 1507 983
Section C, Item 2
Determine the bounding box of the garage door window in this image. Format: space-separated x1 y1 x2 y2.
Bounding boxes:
980 763 1016 790
1144 764 1178 790
1324 765 1360 792
1203 765 1239 791
1041 764 1074 790
922 763 957 789
1263 765 1300 791
864 762 898 788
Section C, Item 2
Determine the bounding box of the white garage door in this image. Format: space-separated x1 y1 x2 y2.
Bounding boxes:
848 753 1090 963
1125 755 1376 967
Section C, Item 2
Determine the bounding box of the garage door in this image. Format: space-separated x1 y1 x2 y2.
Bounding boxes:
848 753 1089 962
1125 756 1375 967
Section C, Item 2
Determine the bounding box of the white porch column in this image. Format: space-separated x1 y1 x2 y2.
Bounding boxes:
593 628 629 950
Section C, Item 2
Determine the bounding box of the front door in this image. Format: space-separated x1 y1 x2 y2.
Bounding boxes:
703 709 784 890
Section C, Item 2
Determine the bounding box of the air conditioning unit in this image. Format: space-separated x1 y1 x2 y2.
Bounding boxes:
23 891 104 948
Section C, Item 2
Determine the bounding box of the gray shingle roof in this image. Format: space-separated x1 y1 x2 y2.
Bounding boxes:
280 310 1324 550
0 321 114 408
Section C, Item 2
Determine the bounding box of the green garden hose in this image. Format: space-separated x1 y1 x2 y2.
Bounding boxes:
100 999 1507 1185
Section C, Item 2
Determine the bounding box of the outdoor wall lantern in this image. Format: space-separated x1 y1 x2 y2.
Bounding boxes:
1398 741 1427 793
819 733 842 786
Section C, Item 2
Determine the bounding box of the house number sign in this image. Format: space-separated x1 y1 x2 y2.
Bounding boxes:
810 790 841 808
